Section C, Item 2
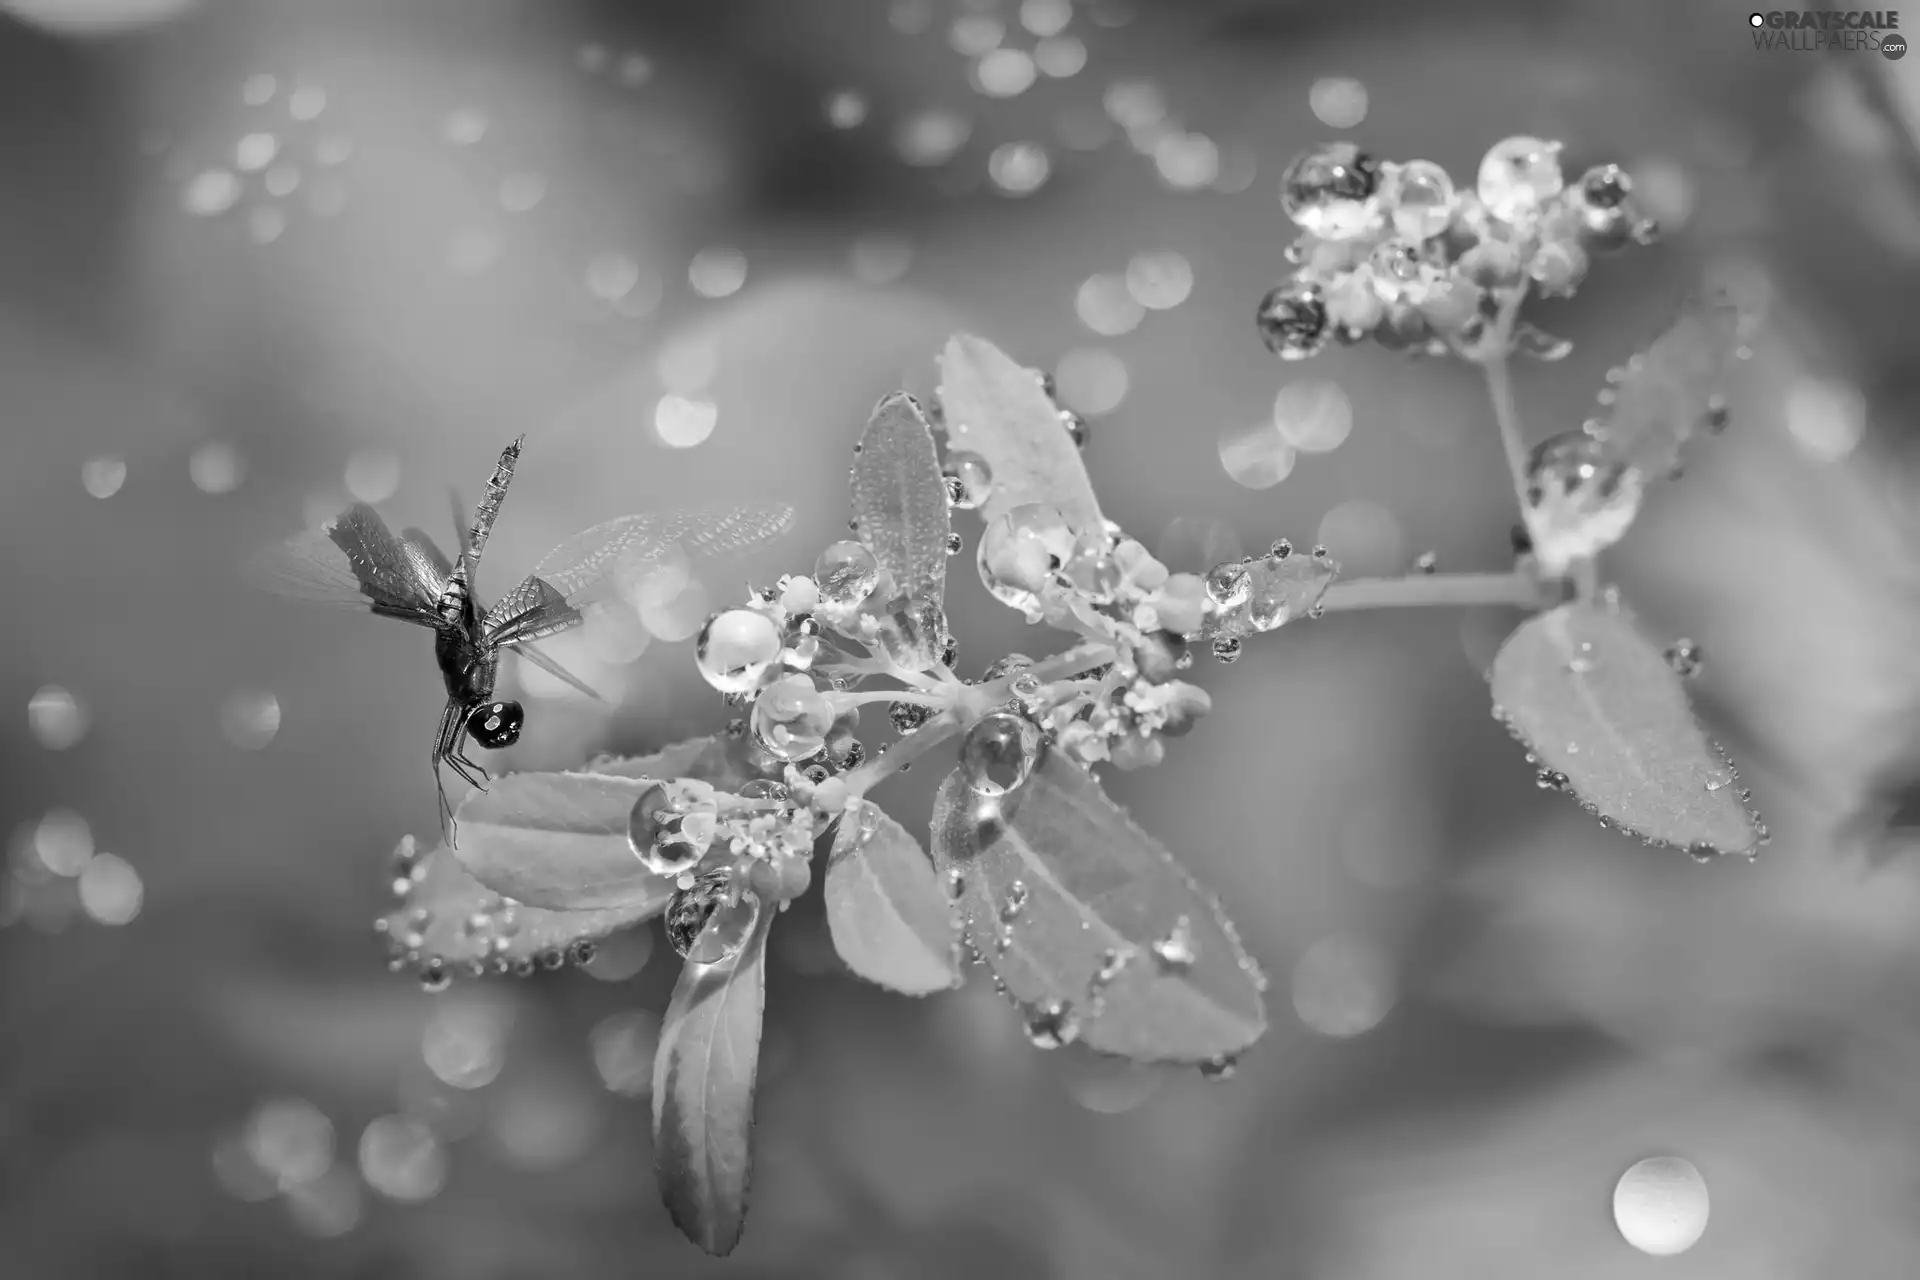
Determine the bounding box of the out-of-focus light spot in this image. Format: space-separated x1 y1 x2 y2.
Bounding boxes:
583 926 654 981
359 1115 447 1202
1217 423 1296 490
688 246 747 298
78 852 141 925
825 89 868 129
490 1077 601 1172
190 441 244 493
28 685 88 750
263 163 300 197
446 227 500 274
1021 0 1073 36
1103 79 1166 130
246 205 286 245
244 1098 334 1191
1309 76 1369 129
1156 517 1244 575
638 577 708 642
974 47 1037 98
590 1010 661 1096
1125 251 1193 310
1051 1045 1166 1113
1154 132 1220 189
344 449 401 503
211 1133 278 1202
34 809 93 876
1630 157 1693 233
1315 500 1405 577
443 107 489 145
1055 348 1129 416
81 454 126 498
1075 273 1143 336
1056 105 1114 151
498 170 546 213
421 995 512 1090
241 73 277 106
585 250 641 301
850 232 913 284
1213 144 1258 194
287 83 326 121
1785 374 1867 462
284 1166 361 1237
988 141 1051 195
581 602 650 667
1614 1156 1709 1256
1292 933 1395 1037
1273 379 1353 453
616 53 653 87
182 168 241 215
895 109 972 167
575 42 608 74
220 690 280 750
656 335 718 393
235 131 278 172
654 395 718 448
889 0 933 34
313 134 351 166
949 12 1004 55
1034 35 1087 78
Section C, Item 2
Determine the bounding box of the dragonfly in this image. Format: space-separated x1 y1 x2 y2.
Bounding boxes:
245 436 796 837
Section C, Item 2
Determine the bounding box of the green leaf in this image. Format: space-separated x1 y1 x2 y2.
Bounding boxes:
936 334 1104 536
825 801 963 995
453 771 678 912
1490 601 1764 856
582 733 760 792
652 904 773 1257
849 391 952 606
380 837 662 978
928 752 1268 1065
1585 285 1757 478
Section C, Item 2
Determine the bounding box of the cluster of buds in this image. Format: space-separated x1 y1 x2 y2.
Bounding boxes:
1255 137 1659 361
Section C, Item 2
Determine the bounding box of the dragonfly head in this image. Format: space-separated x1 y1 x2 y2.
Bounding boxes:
467 700 525 750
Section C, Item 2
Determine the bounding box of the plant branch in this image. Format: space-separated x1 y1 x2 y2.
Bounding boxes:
1477 286 1533 513
839 710 963 799
1318 570 1553 614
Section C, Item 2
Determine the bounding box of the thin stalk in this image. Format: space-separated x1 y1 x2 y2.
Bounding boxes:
1318 570 1551 614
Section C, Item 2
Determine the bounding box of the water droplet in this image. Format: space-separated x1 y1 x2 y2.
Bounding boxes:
1198 1054 1236 1080
1279 142 1382 239
671 874 761 964
1211 636 1243 663
628 782 702 876
1477 135 1564 224
1664 639 1706 678
998 879 1030 922
1687 841 1717 863
1255 280 1329 360
1024 999 1080 1049
959 711 1043 798
814 540 881 609
1522 432 1645 577
943 451 993 510
1381 158 1454 241
1204 561 1252 610
1535 768 1570 792
988 141 1051 195
1613 1155 1708 1256
695 608 783 693
752 673 833 761
978 503 1077 618
1151 916 1196 971
28 684 88 750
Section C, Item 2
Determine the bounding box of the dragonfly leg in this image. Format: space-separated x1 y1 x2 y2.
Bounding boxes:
431 702 461 841
441 705 492 792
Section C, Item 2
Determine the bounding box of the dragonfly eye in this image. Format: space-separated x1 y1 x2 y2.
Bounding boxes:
467 700 525 749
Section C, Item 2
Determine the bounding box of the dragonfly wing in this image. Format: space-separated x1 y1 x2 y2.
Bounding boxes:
244 503 447 626
511 640 608 702
482 574 581 647
528 505 798 610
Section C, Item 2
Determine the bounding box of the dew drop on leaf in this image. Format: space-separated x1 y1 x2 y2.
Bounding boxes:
1521 432 1645 577
1613 1155 1708 1256
1024 999 1080 1048
694 609 783 693
959 711 1043 799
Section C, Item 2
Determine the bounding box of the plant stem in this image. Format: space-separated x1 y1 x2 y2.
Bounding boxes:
833 689 946 712
1478 287 1533 512
1318 570 1551 614
840 710 963 799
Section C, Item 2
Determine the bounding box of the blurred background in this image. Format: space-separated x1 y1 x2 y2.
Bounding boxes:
5 0 1920 1275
